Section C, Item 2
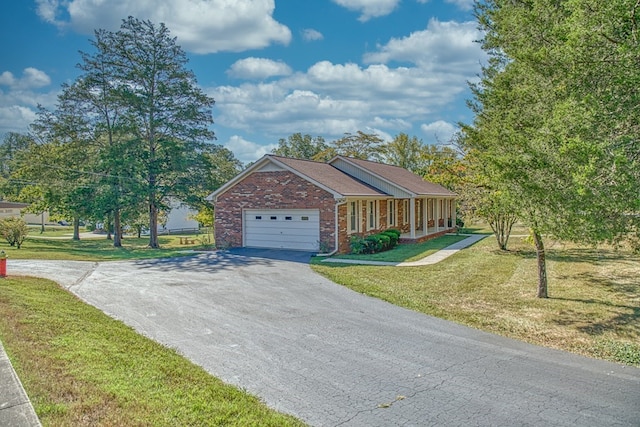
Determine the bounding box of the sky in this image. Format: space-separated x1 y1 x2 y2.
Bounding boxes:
0 0 486 164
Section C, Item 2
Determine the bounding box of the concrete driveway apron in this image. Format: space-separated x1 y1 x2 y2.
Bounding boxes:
9 250 640 427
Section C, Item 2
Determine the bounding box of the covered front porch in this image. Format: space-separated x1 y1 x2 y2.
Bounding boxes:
400 196 457 243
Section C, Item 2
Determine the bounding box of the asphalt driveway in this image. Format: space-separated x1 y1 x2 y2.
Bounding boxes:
9 250 640 426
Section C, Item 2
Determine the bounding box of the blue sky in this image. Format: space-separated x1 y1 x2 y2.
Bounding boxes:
0 0 485 164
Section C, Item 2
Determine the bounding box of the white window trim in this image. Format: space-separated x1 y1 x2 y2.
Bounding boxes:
348 200 360 234
367 200 379 231
387 199 397 227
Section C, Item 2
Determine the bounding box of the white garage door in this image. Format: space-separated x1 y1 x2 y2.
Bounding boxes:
244 209 320 251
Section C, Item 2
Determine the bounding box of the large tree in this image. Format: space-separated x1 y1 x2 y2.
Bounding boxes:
381 133 425 172
463 0 640 297
94 17 215 248
272 133 328 160
325 131 385 161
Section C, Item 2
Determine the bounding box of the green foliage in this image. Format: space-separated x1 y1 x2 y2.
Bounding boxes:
0 217 29 249
418 144 465 191
461 0 640 296
25 17 240 250
350 230 399 255
381 133 425 172
272 133 329 161
327 131 385 161
381 229 400 247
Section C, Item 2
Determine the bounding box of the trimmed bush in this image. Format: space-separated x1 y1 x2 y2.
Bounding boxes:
381 230 399 247
350 229 401 255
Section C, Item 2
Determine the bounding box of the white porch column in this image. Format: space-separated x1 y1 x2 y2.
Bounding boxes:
435 198 440 232
421 197 427 234
409 198 416 239
451 199 456 229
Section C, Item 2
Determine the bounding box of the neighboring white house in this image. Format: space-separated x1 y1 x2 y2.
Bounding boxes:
0 201 50 224
158 199 199 234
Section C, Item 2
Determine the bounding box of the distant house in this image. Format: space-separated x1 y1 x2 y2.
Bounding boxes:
207 155 457 253
158 199 199 234
0 201 49 224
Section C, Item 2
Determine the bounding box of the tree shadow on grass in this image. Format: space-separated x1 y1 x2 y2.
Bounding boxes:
549 267 639 337
551 298 639 337
547 247 630 265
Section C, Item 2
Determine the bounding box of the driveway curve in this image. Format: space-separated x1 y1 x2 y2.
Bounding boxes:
8 250 640 427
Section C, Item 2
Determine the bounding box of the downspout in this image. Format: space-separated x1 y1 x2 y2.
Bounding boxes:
318 198 346 257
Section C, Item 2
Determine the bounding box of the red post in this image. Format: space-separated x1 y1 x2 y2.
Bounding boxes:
0 251 6 278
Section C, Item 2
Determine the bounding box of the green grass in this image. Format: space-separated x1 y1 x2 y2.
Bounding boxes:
329 234 469 262
27 225 79 237
0 276 305 427
4 233 213 261
311 236 640 366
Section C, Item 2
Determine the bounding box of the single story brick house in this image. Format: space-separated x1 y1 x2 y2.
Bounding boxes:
207 155 457 254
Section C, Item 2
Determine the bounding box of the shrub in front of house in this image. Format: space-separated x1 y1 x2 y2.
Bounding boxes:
382 229 400 247
350 229 400 255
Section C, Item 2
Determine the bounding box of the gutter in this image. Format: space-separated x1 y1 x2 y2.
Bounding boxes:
316 198 347 257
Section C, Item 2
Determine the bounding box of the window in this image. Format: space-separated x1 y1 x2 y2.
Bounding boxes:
301 216 309 221
255 216 262 220
285 216 292 220
403 200 409 224
270 216 277 220
367 200 378 230
387 200 397 227
348 200 360 233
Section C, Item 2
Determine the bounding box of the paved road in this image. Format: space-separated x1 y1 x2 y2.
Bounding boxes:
9 250 640 426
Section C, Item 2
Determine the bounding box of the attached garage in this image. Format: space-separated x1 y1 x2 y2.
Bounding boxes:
243 209 320 251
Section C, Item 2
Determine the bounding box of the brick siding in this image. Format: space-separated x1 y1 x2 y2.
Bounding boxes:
214 171 337 251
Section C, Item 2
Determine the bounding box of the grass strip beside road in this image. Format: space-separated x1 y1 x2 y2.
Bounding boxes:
0 276 305 427
312 236 640 366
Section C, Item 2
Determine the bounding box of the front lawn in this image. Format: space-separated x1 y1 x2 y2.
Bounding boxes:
311 236 640 366
2 234 212 261
0 276 305 427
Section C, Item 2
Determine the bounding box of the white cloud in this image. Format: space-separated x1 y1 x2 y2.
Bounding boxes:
0 68 57 136
445 0 475 11
227 58 292 80
0 106 39 135
301 28 323 42
363 19 486 73
223 135 276 164
35 0 291 54
0 68 52 90
331 0 400 21
420 120 458 145
210 56 470 144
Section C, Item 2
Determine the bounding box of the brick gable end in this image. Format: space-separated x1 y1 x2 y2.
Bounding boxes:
214 171 337 251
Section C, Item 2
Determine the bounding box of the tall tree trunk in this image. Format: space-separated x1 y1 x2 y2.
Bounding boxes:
40 212 45 234
106 215 112 240
532 229 548 298
73 217 80 241
149 200 159 248
113 209 122 247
